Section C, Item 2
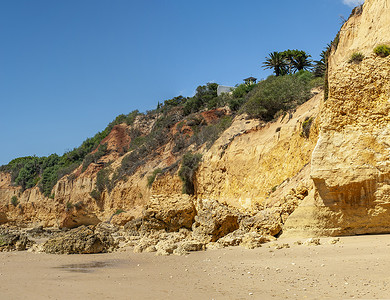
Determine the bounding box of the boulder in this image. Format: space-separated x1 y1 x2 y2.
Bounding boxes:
43 225 116 254
111 212 135 227
0 233 35 251
241 232 274 249
0 211 7 224
59 206 100 229
216 229 245 247
140 195 196 233
192 199 239 243
240 209 283 237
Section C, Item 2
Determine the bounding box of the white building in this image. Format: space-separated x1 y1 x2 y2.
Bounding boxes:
217 85 235 96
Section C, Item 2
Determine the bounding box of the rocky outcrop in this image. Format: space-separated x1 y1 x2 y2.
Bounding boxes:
192 199 240 242
140 195 196 233
0 232 35 251
196 92 321 209
59 205 101 228
43 225 117 254
284 0 390 237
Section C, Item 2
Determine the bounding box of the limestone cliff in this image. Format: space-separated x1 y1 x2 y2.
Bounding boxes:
284 0 390 236
196 92 321 210
0 88 321 229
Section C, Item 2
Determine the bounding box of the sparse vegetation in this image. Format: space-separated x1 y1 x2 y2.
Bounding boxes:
178 152 202 195
374 45 390 58
82 143 108 172
90 167 113 200
190 116 233 149
348 52 364 63
147 168 162 187
10 196 19 207
0 110 139 197
114 209 125 215
65 201 73 210
301 117 314 138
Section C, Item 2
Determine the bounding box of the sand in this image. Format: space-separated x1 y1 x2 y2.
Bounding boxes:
1 235 390 299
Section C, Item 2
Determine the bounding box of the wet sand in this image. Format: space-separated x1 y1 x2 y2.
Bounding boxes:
1 235 390 299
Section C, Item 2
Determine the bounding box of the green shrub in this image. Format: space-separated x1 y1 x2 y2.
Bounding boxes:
11 195 19 207
348 52 364 63
147 168 162 187
96 168 112 193
114 209 125 215
82 143 108 172
228 98 246 111
65 201 73 210
242 71 312 121
301 117 314 138
310 76 325 88
374 45 390 58
178 152 202 195
90 189 100 200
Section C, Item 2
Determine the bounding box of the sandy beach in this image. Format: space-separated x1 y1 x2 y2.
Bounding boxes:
1 234 390 299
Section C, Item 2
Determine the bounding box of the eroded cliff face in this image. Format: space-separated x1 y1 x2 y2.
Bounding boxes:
0 89 321 229
284 0 390 236
196 93 321 210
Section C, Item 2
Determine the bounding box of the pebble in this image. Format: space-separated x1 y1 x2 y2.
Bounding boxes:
249 292 253 295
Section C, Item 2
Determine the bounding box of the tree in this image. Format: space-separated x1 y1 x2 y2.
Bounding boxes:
263 50 312 76
313 49 327 77
262 51 287 76
281 50 312 73
290 50 312 72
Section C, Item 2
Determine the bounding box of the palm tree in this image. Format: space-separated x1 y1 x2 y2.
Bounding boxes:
262 51 287 76
291 51 312 72
313 50 326 77
313 45 331 77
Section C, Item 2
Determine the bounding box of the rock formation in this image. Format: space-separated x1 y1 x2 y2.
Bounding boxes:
284 0 390 236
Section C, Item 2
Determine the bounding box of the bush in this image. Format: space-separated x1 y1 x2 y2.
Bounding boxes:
178 152 202 195
11 196 19 207
190 116 233 149
114 209 125 215
65 201 73 211
374 45 390 58
348 52 364 63
309 76 325 89
147 168 162 187
90 189 100 200
82 143 108 172
232 83 256 99
242 72 312 121
228 98 246 111
301 117 314 138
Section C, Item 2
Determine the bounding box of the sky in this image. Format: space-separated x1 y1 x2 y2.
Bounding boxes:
0 0 363 165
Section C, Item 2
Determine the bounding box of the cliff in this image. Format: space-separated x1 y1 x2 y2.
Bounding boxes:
0 90 321 230
284 0 390 236
1 0 389 242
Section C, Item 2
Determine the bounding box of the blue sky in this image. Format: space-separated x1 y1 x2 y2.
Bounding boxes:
0 0 362 165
